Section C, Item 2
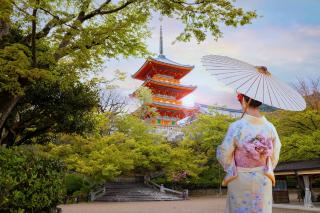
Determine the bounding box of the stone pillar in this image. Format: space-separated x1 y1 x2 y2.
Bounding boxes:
183 189 189 200
90 192 95 201
303 175 314 208
160 184 165 193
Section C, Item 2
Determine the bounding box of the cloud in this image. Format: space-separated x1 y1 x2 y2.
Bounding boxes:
297 25 320 37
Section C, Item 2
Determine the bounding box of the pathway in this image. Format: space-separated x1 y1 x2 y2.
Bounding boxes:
60 196 314 213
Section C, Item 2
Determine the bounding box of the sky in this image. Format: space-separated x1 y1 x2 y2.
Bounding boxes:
99 0 320 110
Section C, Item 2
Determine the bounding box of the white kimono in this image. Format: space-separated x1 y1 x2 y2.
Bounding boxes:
217 114 281 213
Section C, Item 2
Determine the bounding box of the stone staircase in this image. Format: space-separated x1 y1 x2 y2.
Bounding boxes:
95 182 183 202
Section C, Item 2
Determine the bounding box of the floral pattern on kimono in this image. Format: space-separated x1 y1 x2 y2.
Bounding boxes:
216 114 281 186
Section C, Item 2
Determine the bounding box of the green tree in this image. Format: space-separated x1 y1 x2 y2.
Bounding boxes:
267 109 320 161
49 133 136 183
1 79 100 147
0 146 65 212
44 114 206 186
132 86 158 119
180 114 235 187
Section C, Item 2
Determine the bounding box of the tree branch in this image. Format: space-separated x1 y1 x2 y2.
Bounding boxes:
309 115 318 130
22 14 76 43
10 1 30 16
289 120 314 131
82 0 112 20
15 125 51 146
54 0 136 61
38 7 76 29
31 0 39 67
83 0 135 20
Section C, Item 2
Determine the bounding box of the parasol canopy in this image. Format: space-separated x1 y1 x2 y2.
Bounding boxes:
201 55 306 111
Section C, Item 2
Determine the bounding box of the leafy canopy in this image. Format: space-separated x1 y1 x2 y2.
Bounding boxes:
267 109 320 161
0 146 65 212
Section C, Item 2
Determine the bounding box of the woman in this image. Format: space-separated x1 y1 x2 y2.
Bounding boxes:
217 93 281 213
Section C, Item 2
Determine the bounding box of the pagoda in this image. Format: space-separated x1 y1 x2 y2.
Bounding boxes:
132 22 197 126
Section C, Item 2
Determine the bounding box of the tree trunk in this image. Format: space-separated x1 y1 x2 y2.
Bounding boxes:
0 0 12 40
0 92 20 132
1 127 16 147
0 19 9 40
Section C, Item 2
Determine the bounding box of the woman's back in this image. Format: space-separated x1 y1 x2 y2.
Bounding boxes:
217 113 281 213
232 114 277 168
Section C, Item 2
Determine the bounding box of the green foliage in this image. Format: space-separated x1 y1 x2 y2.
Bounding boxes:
47 133 135 183
267 109 320 161
44 114 206 186
65 174 90 196
0 146 65 212
165 146 207 181
135 86 153 105
2 79 100 147
133 86 158 119
0 43 54 96
176 114 235 188
182 114 235 159
0 1 12 23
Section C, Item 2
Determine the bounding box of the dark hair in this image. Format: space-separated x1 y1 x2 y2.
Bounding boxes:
243 95 262 108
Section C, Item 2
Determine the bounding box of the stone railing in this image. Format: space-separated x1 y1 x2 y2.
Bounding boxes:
146 179 188 200
90 185 106 201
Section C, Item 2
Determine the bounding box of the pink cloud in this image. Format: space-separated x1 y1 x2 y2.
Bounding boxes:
297 25 320 37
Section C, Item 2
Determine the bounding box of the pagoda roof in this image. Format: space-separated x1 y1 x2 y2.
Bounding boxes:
152 54 194 69
143 78 196 91
132 55 194 80
151 102 198 119
142 79 196 100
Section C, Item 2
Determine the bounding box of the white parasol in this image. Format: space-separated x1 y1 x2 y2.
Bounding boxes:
201 55 306 111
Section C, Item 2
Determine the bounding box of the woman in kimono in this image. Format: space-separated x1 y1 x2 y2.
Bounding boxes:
217 93 281 213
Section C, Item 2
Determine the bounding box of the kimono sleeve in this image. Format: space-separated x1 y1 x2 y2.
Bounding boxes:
216 122 239 172
271 125 281 169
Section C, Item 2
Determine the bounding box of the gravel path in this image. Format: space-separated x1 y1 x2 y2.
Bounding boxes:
60 196 311 213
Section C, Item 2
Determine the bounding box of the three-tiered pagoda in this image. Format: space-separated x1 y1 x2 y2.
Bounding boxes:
132 23 197 126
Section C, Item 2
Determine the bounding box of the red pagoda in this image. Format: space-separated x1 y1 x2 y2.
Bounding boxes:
132 23 197 126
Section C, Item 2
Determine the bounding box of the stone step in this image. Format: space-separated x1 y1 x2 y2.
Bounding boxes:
96 197 183 202
94 182 183 202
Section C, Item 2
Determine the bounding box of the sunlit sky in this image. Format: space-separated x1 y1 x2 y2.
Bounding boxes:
99 0 320 110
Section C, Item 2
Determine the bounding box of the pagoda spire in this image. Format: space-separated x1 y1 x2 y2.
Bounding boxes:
159 16 164 56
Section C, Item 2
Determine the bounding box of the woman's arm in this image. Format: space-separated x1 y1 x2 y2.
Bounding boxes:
216 123 237 171
216 122 239 186
271 125 282 169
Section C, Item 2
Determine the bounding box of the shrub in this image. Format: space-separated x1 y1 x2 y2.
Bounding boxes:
0 146 66 212
65 173 90 200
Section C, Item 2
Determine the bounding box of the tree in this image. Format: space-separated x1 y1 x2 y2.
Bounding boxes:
0 79 100 147
0 1 12 39
100 89 128 116
267 109 320 161
0 146 65 212
0 0 257 144
44 114 206 185
179 114 235 187
294 78 320 111
131 86 158 119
